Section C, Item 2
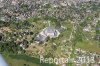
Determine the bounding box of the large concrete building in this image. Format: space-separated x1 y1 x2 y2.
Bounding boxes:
35 26 60 43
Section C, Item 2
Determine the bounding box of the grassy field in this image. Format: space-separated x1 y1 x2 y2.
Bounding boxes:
76 40 100 54
3 54 57 66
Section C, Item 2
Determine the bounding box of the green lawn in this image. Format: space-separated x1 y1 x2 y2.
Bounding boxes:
76 40 100 54
3 54 57 66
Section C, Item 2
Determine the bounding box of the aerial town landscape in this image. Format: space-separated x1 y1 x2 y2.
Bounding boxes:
0 0 100 66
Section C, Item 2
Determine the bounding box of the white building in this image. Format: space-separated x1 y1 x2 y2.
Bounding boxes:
43 27 60 38
35 26 60 43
